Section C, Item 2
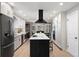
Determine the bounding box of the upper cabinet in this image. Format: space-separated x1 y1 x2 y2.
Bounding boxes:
14 16 26 36
1 2 14 17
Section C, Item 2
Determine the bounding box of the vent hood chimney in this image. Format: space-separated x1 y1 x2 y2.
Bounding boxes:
35 9 47 23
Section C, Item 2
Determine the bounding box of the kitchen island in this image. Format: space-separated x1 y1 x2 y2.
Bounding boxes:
30 32 50 57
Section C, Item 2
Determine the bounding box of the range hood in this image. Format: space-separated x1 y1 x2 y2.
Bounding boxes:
35 9 47 23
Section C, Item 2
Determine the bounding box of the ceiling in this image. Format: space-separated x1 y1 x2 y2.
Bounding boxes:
12 2 79 22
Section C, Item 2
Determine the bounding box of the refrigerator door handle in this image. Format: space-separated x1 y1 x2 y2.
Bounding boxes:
2 42 14 48
4 32 10 37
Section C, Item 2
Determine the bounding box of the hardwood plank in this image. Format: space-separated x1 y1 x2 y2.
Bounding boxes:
14 40 72 57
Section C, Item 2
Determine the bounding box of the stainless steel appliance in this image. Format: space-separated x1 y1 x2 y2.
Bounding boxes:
0 13 14 57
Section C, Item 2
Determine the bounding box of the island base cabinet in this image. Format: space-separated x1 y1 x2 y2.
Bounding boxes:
30 40 49 57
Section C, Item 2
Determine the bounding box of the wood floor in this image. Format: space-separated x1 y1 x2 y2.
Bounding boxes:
14 40 72 57
14 40 30 57
50 43 72 57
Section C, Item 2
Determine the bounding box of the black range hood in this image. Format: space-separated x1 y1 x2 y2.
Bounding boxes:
35 9 47 23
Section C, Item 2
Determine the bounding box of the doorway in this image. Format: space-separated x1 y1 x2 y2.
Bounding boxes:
67 10 78 56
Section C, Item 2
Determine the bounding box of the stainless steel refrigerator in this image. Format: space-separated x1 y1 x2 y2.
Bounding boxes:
0 13 14 57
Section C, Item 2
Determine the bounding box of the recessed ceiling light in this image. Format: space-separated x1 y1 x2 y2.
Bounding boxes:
23 14 26 16
19 10 23 14
53 10 56 14
59 2 63 6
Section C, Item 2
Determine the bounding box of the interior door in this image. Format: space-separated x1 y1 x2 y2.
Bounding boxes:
67 10 78 56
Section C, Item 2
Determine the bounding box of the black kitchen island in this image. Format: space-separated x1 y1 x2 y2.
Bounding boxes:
30 32 50 57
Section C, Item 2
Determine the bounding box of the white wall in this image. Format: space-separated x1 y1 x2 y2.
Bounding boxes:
52 13 62 48
52 4 79 52
56 14 62 48
61 12 67 50
52 12 68 50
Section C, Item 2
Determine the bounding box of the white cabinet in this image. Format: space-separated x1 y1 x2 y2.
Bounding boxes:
14 35 21 50
1 3 13 17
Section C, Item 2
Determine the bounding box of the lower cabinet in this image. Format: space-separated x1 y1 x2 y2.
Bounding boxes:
14 34 26 51
30 40 49 57
14 36 21 51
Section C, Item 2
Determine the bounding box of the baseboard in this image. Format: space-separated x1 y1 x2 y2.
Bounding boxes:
53 41 63 51
53 40 74 57
64 50 74 57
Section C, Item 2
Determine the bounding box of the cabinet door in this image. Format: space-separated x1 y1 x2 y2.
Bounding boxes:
30 40 49 57
30 40 40 57
1 3 13 17
14 36 21 50
39 40 49 57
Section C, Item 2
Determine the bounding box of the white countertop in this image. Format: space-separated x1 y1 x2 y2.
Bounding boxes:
30 32 50 40
14 32 26 38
